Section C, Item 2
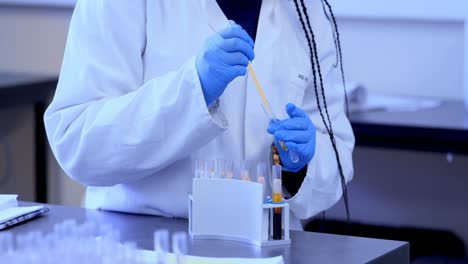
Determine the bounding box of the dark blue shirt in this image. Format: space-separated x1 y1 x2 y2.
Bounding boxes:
216 0 263 41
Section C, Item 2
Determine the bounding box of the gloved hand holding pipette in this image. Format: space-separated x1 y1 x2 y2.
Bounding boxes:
268 103 316 172
196 21 255 106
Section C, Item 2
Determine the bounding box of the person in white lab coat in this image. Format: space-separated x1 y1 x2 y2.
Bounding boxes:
44 0 355 229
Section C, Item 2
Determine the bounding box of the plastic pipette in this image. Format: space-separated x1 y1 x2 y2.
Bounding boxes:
247 64 300 163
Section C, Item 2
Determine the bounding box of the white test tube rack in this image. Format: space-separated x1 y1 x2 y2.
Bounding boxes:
188 178 291 247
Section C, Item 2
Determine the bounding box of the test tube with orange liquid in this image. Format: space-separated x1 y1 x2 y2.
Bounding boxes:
272 164 282 240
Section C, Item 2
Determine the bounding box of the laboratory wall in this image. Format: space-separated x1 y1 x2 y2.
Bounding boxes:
332 0 468 100
340 18 465 100
0 5 70 74
0 5 85 206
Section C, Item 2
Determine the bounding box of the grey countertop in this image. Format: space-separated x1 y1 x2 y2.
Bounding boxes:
7 203 409 264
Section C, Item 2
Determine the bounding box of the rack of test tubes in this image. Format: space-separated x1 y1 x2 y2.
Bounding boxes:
189 160 291 247
0 220 190 264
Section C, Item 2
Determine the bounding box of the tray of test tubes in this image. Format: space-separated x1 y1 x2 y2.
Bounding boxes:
0 220 191 264
0 219 286 263
189 160 291 247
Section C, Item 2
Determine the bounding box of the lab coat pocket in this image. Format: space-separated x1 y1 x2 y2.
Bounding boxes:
286 29 314 106
287 67 309 106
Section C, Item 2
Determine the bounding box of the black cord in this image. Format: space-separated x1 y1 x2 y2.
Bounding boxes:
293 0 351 232
292 0 331 135
321 2 339 69
298 0 334 136
298 0 351 232
321 0 349 117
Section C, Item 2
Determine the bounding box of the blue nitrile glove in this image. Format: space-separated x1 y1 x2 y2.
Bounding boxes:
267 103 316 172
196 21 255 106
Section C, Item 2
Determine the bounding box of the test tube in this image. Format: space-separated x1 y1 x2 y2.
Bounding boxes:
195 160 205 179
0 232 14 254
172 232 188 264
217 159 225 179
240 161 251 182
272 164 282 240
122 241 137 263
15 234 27 251
154 229 169 264
257 162 267 199
28 231 42 250
224 160 234 179
206 160 215 179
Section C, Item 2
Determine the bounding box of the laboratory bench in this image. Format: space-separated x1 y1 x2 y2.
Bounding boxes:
8 202 410 264
349 100 468 155
0 72 58 203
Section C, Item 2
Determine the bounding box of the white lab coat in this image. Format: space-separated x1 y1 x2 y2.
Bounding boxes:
45 0 354 229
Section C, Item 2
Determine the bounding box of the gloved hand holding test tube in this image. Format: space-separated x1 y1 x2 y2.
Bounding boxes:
247 64 300 164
